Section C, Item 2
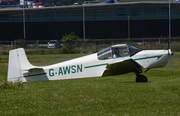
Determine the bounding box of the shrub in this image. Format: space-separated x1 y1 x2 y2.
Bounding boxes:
61 32 82 54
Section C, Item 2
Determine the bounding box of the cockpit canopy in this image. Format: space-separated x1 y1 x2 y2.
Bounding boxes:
97 44 141 60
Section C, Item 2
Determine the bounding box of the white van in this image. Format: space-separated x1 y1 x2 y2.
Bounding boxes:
47 40 60 48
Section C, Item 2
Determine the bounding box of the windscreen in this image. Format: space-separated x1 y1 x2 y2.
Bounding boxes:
128 45 142 56
49 41 57 44
97 47 112 60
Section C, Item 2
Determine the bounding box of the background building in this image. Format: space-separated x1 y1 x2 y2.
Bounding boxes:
0 1 180 41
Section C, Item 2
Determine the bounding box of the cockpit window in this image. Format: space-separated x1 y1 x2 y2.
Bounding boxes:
97 45 132 60
112 46 129 58
97 45 141 60
128 45 142 56
97 47 112 60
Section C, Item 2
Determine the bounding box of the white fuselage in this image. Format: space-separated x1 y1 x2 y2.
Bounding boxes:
22 50 169 82
132 50 169 69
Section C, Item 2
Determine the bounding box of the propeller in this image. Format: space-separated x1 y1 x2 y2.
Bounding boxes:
168 0 174 75
168 39 174 75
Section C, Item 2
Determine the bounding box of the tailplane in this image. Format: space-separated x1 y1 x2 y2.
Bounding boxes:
7 48 34 82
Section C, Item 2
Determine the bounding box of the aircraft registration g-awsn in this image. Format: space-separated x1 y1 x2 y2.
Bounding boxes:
7 44 173 83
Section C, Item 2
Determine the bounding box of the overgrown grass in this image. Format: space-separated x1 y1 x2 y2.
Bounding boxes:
0 52 180 115
0 80 25 89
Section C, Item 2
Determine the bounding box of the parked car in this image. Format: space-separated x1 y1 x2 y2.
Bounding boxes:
47 40 60 48
137 41 156 46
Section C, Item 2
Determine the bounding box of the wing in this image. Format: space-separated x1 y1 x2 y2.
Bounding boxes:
23 67 46 77
102 59 142 76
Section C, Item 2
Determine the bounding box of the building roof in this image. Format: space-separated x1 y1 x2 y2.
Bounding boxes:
0 1 180 13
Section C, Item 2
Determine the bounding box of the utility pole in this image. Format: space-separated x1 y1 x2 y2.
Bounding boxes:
168 0 171 49
83 4 86 41
128 16 130 40
23 1 26 42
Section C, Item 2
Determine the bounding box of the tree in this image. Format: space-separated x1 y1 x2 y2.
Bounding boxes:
61 32 81 53
62 32 80 41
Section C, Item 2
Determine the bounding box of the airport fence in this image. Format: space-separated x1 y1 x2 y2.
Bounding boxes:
0 38 180 55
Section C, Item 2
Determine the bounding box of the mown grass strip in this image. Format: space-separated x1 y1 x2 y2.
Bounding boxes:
0 53 180 115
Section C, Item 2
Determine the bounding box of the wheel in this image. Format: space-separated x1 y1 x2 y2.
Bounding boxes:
136 75 148 82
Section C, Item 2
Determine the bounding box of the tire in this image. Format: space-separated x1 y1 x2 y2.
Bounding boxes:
136 75 148 82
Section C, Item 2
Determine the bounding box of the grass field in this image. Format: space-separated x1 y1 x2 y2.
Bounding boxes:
0 52 180 116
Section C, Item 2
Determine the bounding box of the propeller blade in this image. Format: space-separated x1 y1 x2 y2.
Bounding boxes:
169 54 174 75
168 49 174 75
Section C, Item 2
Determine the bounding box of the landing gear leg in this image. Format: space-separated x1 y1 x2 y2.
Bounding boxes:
135 70 148 82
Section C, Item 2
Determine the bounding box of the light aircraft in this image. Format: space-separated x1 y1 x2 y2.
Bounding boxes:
7 44 173 83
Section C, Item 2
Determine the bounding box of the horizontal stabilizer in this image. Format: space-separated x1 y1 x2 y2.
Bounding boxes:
23 68 46 77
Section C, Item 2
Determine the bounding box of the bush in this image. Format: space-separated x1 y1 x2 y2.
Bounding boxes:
61 32 82 54
14 39 25 48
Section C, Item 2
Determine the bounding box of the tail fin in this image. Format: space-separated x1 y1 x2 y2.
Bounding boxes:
7 48 34 82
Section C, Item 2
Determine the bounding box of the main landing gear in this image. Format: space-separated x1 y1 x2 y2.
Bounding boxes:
135 70 148 82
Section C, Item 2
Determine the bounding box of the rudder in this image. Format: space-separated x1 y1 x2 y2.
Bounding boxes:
7 48 34 82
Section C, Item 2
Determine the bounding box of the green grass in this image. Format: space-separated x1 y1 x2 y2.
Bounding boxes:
0 53 180 115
